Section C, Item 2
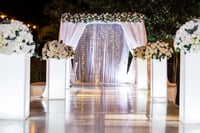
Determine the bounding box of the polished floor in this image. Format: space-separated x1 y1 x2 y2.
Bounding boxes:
0 83 200 133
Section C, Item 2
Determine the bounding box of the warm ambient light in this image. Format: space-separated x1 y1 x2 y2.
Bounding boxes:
27 24 37 30
32 25 37 29
10 19 15 22
0 15 6 19
1 13 38 30
27 24 31 27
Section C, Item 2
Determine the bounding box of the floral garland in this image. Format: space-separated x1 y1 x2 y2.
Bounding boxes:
61 12 145 23
0 20 35 56
132 41 173 61
174 19 200 54
42 40 75 60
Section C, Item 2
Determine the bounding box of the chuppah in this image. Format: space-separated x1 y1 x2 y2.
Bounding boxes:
58 12 147 84
43 12 148 121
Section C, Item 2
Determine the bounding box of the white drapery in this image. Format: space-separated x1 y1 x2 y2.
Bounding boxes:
59 21 147 84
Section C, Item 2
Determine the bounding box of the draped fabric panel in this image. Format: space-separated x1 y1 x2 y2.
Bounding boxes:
119 22 147 51
119 22 147 82
58 21 147 84
59 22 86 49
75 24 129 83
59 21 147 50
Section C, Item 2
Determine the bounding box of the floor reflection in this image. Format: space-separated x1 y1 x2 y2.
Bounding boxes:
1 83 200 133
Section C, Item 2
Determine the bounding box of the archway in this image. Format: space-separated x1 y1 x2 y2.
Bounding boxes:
58 13 147 84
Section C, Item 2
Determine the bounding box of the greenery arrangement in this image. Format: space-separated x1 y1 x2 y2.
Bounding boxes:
43 0 200 42
39 0 199 82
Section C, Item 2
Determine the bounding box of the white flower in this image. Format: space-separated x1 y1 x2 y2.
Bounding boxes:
42 40 75 60
133 41 173 61
147 41 173 61
0 20 35 56
132 46 147 59
174 19 200 54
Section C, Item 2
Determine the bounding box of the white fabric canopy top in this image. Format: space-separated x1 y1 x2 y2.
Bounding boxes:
58 13 147 84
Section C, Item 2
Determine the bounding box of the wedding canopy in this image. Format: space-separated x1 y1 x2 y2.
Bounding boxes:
58 12 147 84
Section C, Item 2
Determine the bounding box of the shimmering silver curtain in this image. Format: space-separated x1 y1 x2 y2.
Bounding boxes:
74 24 129 84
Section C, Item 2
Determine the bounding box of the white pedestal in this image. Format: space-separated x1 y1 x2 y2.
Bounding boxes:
46 58 67 99
0 120 29 132
151 118 166 133
150 102 167 119
136 59 148 89
150 101 167 133
150 59 167 102
179 52 200 124
179 123 200 133
136 90 148 113
65 59 71 89
47 100 66 133
0 54 30 120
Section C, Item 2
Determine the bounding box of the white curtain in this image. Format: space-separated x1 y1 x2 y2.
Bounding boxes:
119 22 147 82
59 21 147 84
74 24 129 83
59 22 86 49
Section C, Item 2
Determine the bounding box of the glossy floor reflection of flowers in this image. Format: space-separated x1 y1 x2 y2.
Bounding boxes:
0 83 199 133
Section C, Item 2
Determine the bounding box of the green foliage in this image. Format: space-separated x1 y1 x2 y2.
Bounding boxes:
42 0 200 42
40 0 200 83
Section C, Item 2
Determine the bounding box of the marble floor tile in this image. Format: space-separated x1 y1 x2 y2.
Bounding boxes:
0 83 200 133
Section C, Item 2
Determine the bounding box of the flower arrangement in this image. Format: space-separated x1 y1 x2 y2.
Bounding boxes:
61 12 145 23
42 40 75 60
146 41 174 61
132 46 147 60
174 19 200 54
132 41 173 61
0 20 35 56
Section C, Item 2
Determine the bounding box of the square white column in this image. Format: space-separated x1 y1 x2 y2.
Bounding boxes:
46 58 66 99
136 58 148 89
0 54 30 120
150 59 167 102
179 51 200 124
